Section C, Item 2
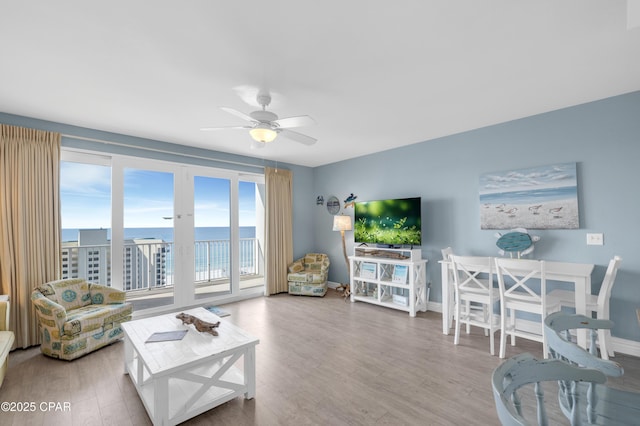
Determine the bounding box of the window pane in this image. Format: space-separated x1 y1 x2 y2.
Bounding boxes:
194 176 231 298
123 168 174 310
239 180 265 290
60 161 112 285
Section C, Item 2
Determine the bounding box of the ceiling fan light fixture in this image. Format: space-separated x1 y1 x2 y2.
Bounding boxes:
249 124 277 143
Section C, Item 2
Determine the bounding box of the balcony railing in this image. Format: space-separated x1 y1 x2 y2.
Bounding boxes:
61 238 263 292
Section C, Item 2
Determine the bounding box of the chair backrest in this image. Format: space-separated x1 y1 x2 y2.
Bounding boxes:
37 278 92 311
441 247 455 289
495 258 546 309
492 352 606 426
544 312 624 378
303 253 330 271
441 247 453 261
450 255 494 298
596 256 622 319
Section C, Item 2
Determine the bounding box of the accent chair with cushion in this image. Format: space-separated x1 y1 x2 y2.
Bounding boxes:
31 278 133 360
287 253 330 297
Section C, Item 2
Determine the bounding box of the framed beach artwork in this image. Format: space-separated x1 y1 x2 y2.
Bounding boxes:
479 162 579 229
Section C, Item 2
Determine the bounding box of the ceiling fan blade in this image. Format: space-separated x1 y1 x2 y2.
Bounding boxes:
279 129 317 145
200 125 252 131
220 107 258 123
273 115 315 129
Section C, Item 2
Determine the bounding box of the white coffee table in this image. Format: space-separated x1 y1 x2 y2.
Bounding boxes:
122 307 259 426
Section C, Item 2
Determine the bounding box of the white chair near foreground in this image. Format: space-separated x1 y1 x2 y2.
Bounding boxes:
450 255 500 355
495 258 560 359
547 256 622 360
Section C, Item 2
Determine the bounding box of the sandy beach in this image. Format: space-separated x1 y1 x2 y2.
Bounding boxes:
480 198 579 229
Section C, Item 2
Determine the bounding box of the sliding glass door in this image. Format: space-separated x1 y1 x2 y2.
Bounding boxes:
122 167 175 310
238 178 265 291
60 150 264 313
191 171 266 300
193 175 232 299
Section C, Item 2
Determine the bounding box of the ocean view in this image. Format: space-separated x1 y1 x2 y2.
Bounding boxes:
62 226 256 243
479 185 578 205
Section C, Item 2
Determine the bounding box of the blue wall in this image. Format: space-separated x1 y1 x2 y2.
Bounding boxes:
312 91 640 342
3 91 640 342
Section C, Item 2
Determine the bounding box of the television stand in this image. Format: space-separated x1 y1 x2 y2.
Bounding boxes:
349 247 427 317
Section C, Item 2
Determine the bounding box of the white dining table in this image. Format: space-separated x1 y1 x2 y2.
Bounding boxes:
439 259 595 348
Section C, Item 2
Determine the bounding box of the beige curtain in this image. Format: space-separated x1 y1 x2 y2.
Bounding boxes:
0 124 61 348
265 166 293 295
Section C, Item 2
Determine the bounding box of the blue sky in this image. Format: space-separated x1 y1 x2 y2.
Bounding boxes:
479 162 577 195
61 162 257 229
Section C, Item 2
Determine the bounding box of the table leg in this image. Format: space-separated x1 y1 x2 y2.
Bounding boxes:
574 276 591 349
244 346 256 399
123 336 132 375
155 376 169 425
441 262 452 334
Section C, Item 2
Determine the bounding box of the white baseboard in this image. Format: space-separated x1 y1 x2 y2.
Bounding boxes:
327 281 341 289
515 320 640 358
427 302 442 313
611 336 640 358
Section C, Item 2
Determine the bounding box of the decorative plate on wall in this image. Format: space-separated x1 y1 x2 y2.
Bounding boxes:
326 196 340 215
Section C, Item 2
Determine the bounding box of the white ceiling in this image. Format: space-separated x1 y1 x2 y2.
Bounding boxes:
2 1 640 167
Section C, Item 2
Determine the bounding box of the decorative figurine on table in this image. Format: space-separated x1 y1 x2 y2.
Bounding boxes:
494 227 540 258
176 313 221 336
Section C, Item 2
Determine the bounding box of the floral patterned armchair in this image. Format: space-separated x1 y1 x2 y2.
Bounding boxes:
287 253 330 297
31 278 133 360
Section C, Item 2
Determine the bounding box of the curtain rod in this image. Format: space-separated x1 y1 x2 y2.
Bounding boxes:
61 133 266 170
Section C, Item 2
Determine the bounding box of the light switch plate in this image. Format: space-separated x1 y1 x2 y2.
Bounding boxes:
586 233 604 246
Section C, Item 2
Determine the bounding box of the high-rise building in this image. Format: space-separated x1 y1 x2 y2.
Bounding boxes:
61 229 169 290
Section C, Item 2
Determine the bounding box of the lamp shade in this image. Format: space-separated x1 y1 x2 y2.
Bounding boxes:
249 124 277 143
333 215 352 232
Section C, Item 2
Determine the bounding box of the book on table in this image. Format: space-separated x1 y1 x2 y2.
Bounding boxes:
145 330 188 343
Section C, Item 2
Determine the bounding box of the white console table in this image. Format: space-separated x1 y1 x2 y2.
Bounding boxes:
349 247 427 317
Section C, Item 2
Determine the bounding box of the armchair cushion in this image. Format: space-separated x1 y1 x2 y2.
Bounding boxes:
38 278 92 311
32 278 133 360
288 260 305 274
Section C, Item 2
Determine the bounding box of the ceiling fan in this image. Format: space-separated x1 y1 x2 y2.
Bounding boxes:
201 93 317 146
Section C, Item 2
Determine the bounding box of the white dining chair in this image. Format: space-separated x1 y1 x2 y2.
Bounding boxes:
450 255 500 355
547 256 622 360
495 257 560 359
441 247 455 330
441 247 455 290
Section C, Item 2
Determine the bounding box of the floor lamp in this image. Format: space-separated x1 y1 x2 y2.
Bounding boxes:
333 214 352 295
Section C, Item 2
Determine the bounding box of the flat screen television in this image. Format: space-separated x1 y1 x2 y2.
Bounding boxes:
353 197 422 246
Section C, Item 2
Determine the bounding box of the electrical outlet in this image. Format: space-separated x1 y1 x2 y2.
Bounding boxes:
586 233 604 246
